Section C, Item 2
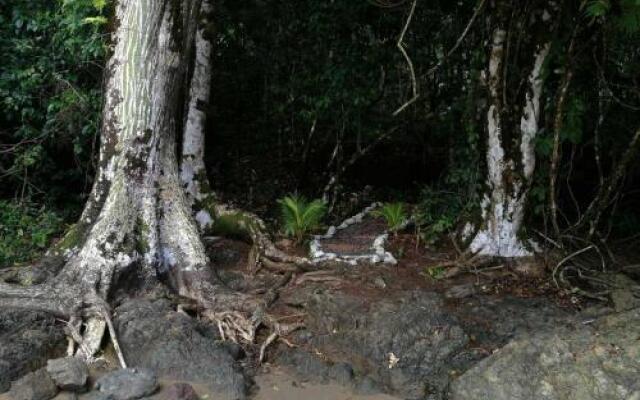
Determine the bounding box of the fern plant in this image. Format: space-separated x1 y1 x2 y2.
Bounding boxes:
278 195 327 243
373 202 407 233
583 0 640 35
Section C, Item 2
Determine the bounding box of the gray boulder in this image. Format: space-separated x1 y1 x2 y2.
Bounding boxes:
115 298 249 399
450 308 640 400
0 310 67 392
8 369 58 400
46 357 89 391
95 368 157 400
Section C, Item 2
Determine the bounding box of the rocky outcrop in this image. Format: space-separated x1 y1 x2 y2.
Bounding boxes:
278 286 576 400
450 307 640 400
95 368 158 400
7 369 58 400
282 290 469 399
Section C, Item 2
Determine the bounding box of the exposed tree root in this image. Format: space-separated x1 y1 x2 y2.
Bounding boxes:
207 203 313 272
180 293 304 364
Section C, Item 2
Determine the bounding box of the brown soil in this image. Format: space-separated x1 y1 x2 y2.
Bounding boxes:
320 216 388 255
207 228 579 311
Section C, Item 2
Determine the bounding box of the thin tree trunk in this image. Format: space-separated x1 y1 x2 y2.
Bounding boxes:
177 0 309 268
181 0 215 230
549 30 577 238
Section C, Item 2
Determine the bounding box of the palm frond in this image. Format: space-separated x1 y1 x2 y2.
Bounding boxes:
278 195 327 242
373 202 407 232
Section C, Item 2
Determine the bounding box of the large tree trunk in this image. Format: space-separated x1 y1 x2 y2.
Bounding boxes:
467 2 553 257
0 0 260 361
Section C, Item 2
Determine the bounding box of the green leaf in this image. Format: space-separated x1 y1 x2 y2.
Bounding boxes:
278 195 326 242
584 0 611 17
373 202 407 232
92 0 108 12
82 16 108 26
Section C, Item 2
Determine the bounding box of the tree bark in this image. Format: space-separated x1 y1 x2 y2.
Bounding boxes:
467 2 553 257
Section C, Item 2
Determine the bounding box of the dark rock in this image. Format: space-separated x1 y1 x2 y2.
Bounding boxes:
328 363 354 386
95 368 157 400
301 290 469 399
115 299 249 399
608 274 640 312
449 295 572 352
8 369 58 400
289 329 313 344
276 348 334 383
161 383 199 400
281 287 572 400
450 308 640 400
46 357 89 391
0 310 67 392
276 347 355 386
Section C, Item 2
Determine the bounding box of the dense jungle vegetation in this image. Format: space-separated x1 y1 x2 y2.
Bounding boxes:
1 0 639 267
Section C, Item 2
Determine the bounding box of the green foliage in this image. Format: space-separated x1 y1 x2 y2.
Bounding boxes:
584 0 612 17
0 200 65 267
373 202 407 232
0 0 109 206
584 0 640 34
424 266 446 280
417 187 469 244
278 195 327 243
562 97 586 144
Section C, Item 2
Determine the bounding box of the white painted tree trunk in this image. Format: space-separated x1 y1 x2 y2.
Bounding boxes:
468 22 551 257
181 0 215 230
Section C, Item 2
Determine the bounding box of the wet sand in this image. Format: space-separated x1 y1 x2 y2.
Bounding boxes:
253 367 400 400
